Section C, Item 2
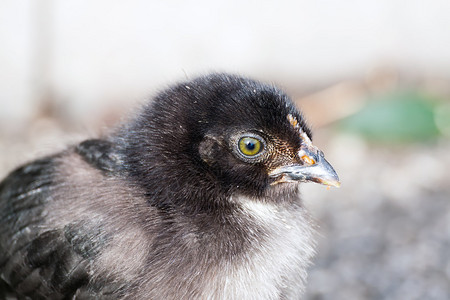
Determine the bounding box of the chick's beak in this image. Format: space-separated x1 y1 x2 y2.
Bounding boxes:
269 145 341 188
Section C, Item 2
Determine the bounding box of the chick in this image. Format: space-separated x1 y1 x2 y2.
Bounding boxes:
0 73 339 299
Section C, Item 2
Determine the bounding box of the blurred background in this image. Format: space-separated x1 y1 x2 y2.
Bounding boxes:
1 1 449 299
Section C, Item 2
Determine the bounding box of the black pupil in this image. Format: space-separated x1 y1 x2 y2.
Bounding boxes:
246 141 255 150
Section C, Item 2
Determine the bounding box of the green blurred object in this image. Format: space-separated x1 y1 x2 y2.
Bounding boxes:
338 92 442 143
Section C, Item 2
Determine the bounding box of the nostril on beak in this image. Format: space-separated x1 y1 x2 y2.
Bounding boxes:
298 149 317 166
301 154 316 165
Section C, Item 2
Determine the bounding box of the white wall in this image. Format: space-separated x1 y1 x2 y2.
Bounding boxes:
2 0 450 124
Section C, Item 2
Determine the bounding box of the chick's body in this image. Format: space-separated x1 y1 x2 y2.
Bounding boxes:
0 74 338 299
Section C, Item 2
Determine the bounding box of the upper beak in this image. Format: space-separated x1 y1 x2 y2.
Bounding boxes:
269 147 341 188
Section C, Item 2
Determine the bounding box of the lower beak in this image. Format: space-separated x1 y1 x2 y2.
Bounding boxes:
269 150 340 188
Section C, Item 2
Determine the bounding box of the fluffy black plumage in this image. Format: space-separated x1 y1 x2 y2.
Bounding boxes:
0 73 339 299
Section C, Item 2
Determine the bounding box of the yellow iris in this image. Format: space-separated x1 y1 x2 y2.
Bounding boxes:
238 137 262 156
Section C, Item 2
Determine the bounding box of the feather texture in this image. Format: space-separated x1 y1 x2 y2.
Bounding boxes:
0 73 326 299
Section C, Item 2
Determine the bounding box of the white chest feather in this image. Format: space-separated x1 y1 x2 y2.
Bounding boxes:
201 196 316 300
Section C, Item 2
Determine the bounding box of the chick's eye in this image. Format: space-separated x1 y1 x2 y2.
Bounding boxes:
238 137 263 157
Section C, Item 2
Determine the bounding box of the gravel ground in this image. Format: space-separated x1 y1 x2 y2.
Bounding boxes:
303 134 450 300
1 119 449 300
